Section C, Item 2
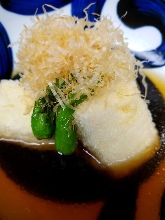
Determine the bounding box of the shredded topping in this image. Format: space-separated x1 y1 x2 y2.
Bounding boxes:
16 9 139 104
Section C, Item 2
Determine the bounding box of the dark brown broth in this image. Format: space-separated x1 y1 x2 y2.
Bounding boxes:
0 75 165 219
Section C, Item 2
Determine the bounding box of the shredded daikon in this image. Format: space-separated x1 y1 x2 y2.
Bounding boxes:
16 9 140 105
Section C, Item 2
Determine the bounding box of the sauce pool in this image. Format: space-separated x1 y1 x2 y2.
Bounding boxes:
135 71 165 220
0 72 164 220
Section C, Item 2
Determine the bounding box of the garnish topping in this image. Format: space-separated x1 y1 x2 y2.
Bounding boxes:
15 6 140 155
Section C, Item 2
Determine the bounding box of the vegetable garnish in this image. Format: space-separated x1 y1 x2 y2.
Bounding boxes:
31 97 55 140
31 79 87 155
55 105 76 155
16 6 139 101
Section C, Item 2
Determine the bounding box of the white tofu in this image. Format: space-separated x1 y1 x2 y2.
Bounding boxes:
0 80 36 142
74 84 160 177
0 79 160 177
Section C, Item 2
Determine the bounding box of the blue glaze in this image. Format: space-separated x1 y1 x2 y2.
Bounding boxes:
0 22 13 79
0 0 71 15
0 0 106 19
1 0 165 68
71 0 106 22
117 0 165 67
